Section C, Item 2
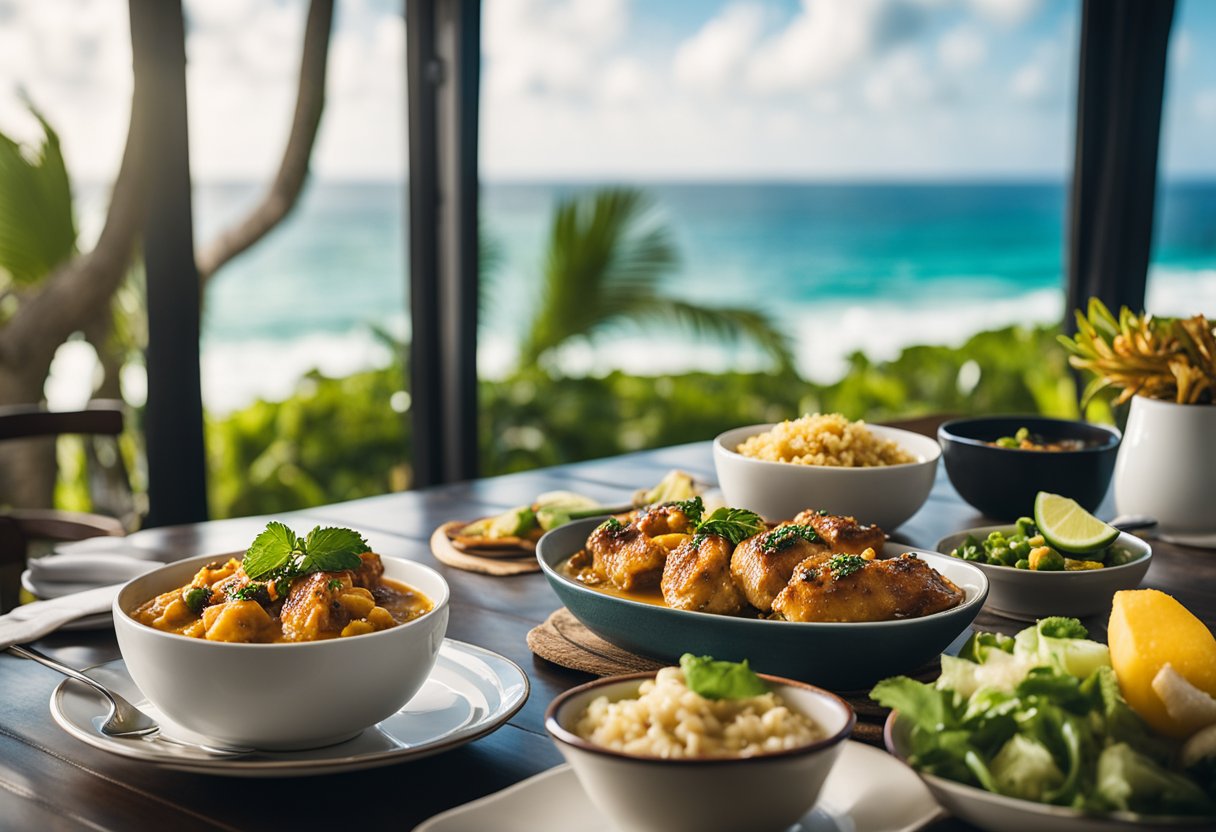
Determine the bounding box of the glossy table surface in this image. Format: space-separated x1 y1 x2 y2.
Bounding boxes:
2 441 1212 831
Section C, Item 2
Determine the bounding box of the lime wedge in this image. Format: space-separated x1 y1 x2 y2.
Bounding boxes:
1033 492 1119 554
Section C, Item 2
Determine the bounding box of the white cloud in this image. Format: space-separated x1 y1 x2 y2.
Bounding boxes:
1172 30 1192 69
864 49 936 111
968 0 1042 28
673 4 765 94
1008 38 1065 104
483 0 627 99
937 23 986 70
746 0 926 93
1196 89 1216 123
601 57 648 103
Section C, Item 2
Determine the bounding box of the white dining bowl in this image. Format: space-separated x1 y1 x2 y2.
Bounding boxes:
936 525 1152 621
545 671 855 832
113 553 450 750
713 423 940 529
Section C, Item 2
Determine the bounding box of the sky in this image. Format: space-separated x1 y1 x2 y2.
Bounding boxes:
0 0 1212 183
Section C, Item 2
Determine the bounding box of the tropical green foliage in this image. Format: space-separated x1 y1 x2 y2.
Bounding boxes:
517 187 793 371
203 322 1083 518
0 102 77 292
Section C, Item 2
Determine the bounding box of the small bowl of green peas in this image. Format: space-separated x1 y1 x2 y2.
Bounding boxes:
936 520 1151 621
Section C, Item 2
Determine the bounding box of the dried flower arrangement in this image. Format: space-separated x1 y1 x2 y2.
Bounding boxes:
1058 299 1216 405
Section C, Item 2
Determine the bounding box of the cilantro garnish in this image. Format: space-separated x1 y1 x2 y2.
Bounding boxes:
242 522 370 581
663 496 705 527
761 524 820 554
327 578 343 592
679 654 768 700
693 507 765 545
597 516 627 535
827 554 866 580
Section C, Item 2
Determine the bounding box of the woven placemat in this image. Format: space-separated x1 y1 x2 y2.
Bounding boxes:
527 608 940 748
430 522 541 576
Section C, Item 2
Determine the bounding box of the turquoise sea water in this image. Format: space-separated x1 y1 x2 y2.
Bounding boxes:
192 181 1216 411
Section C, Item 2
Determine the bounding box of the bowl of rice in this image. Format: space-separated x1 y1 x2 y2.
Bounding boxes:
545 660 855 832
713 414 941 529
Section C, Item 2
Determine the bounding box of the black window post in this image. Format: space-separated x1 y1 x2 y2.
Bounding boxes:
405 0 482 488
129 0 209 526
1066 0 1175 325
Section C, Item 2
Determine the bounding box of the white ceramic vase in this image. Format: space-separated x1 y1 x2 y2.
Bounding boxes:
1114 395 1216 547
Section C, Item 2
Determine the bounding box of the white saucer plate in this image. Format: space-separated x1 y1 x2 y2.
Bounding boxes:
414 740 944 832
50 639 529 776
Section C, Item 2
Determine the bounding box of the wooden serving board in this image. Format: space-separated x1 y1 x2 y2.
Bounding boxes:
429 521 541 576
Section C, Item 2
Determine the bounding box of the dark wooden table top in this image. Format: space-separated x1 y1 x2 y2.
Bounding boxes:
2 441 1212 831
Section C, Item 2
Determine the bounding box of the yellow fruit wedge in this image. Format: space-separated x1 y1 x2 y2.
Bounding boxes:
1108 589 1216 738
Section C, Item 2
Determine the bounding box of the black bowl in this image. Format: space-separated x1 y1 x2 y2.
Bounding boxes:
938 416 1121 521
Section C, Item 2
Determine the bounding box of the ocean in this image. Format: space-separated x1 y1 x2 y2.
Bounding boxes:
52 181 1216 413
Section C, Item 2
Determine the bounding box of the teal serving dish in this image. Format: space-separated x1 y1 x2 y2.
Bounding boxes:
538 519 989 690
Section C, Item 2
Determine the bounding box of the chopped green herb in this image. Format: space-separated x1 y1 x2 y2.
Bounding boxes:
241 522 370 581
664 496 705 527
679 654 769 700
227 581 268 602
827 554 866 580
327 578 343 591
597 516 626 535
694 507 765 545
760 524 819 554
183 586 210 614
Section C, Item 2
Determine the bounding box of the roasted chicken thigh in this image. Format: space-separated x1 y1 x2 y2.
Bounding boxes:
772 552 963 623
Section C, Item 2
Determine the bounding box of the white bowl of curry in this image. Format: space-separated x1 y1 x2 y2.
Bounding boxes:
114 546 449 750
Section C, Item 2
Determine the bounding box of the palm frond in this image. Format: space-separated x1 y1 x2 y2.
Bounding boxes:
520 187 676 366
619 297 796 371
0 100 77 287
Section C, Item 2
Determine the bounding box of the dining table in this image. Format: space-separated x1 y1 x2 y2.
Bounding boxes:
2 439 1213 832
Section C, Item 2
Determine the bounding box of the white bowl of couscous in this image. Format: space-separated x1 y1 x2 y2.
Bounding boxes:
545 664 855 832
713 415 940 529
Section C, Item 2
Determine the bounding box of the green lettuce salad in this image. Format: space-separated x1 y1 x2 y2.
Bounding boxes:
871 617 1215 816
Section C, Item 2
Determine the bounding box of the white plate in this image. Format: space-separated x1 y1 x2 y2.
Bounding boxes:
414 740 944 832
50 639 529 776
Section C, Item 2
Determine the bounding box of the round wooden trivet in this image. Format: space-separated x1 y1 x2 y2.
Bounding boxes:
430 521 541 576
527 608 665 675
527 607 942 749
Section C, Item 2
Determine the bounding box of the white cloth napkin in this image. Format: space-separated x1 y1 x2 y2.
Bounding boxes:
23 539 166 600
0 584 121 649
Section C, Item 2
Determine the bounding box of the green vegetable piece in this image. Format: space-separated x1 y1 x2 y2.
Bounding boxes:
1096 743 1215 815
327 578 343 591
487 506 536 539
1015 427 1030 442
1030 547 1065 571
958 631 1016 664
986 531 1006 544
1014 558 1031 570
827 553 866 579
183 586 210 614
679 654 768 700
636 470 698 507
1015 517 1037 537
962 546 985 562
1105 546 1136 567
990 734 1065 801
694 507 764 545
1010 538 1032 558
1037 617 1088 640
995 436 1019 448
991 545 1018 567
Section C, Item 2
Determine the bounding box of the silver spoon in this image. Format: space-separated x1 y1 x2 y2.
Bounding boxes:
8 644 252 756
9 644 159 738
